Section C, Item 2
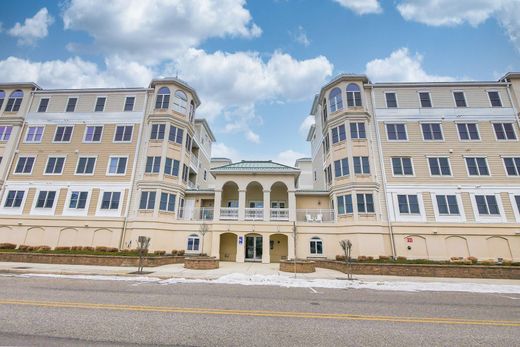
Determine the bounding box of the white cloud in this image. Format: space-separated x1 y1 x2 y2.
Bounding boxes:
333 0 382 15
275 150 307 166
365 48 455 82
396 0 520 52
8 8 54 46
292 26 310 47
211 143 239 162
62 0 261 62
299 115 315 137
245 130 260 144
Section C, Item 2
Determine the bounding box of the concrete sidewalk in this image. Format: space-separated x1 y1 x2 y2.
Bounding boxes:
1 261 519 284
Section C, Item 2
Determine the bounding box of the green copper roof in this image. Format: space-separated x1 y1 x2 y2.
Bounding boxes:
211 160 300 173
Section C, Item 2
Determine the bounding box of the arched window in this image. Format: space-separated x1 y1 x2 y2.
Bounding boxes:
5 90 23 112
189 100 195 122
0 90 5 110
155 87 170 109
346 83 362 107
329 87 343 113
309 237 323 255
173 90 188 115
322 98 328 124
187 233 200 252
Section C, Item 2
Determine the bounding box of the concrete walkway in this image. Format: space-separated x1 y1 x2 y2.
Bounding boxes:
0 261 518 284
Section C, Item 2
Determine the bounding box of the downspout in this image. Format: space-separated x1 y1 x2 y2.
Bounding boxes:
370 85 397 259
119 90 150 250
504 81 520 133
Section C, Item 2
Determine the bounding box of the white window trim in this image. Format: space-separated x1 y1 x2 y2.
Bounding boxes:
501 156 520 177
37 97 51 113
75 155 98 176
491 121 518 142
385 122 408 142
309 237 324 256
355 192 376 215
391 156 415 177
350 121 367 140
353 156 370 175
426 156 453 177
24 125 45 144
124 95 136 112
469 193 505 223
463 155 491 177
64 96 79 112
62 188 92 217
0 189 27 215
13 155 37 175
508 193 520 223
43 155 67 176
52 125 75 144
454 121 481 142
96 189 125 217
420 121 444 142
384 91 398 108
0 125 13 142
83 125 104 143
391 192 426 222
94 96 107 112
106 155 129 176
112 124 134 143
139 191 157 211
451 90 467 108
486 89 502 108
431 192 466 223
31 188 59 216
186 234 201 253
417 91 433 108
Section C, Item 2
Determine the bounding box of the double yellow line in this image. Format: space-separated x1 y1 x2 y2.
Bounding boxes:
0 299 518 327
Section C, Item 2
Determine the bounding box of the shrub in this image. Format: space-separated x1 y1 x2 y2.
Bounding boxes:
178 250 185 256
55 246 71 251
95 246 109 252
450 256 463 261
396 256 407 261
82 246 94 252
378 256 390 261
35 245 51 252
171 250 178 256
467 256 478 264
479 259 496 265
336 255 346 261
367 256 374 261
106 247 119 253
154 250 166 256
71 246 83 251
357 256 367 261
0 243 17 250
18 245 30 251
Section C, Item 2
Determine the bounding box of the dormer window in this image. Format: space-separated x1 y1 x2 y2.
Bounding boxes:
346 84 362 107
155 87 170 109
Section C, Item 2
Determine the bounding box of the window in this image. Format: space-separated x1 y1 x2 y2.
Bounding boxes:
0 126 12 141
428 157 451 176
475 195 500 215
54 126 73 142
346 83 362 107
25 126 44 143
150 124 166 140
385 92 397 108
204 170 207 180
309 237 323 255
329 87 343 113
488 91 502 107
182 164 189 182
37 98 49 112
386 123 407 140
457 123 479 140
124 97 135 111
160 192 176 212
5 90 23 112
36 191 56 208
45 156 65 175
145 156 161 173
493 123 516 140
94 97 106 112
353 156 370 174
4 190 24 208
168 125 183 144
397 195 420 214
69 191 88 209
392 157 414 176
350 122 366 139
14 156 35 174
189 101 195 122
114 125 133 142
453 91 467 107
84 126 103 142
66 97 77 112
504 157 520 176
107 156 127 175
185 134 192 151
334 158 349 177
173 90 188 114
331 124 346 143
436 195 459 215
322 135 330 156
421 123 443 140
419 92 432 108
164 158 180 176
465 157 489 176
187 234 200 251
324 165 332 186
357 193 374 213
515 196 520 214
76 157 96 175
337 194 353 214
322 99 328 124
0 90 4 110
155 87 170 109
139 191 156 210
100 192 120 210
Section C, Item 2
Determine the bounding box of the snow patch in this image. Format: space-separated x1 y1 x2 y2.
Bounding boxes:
14 273 161 283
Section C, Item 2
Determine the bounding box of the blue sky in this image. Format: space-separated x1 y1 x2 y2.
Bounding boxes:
0 0 519 165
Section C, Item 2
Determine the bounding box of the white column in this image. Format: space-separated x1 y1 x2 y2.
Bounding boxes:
288 190 296 222
210 231 220 258
263 189 270 221
214 189 222 220
262 234 270 263
238 189 246 221
236 234 245 262
288 232 296 260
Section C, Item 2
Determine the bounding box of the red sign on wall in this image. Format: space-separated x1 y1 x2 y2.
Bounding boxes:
405 237 413 243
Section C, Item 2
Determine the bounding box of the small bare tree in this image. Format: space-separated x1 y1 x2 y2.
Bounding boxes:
199 223 209 256
137 236 151 274
339 239 353 280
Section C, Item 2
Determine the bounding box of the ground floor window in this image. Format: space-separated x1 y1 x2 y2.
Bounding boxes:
187 234 200 252
309 237 323 255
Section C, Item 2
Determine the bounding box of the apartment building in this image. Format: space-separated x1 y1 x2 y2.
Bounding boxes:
0 73 519 262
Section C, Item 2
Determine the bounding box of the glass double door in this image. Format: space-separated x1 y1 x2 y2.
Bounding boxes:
245 235 262 261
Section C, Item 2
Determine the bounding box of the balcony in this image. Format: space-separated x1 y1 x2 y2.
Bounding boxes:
270 208 289 221
190 155 199 172
187 180 198 190
296 209 335 223
220 207 239 220
245 208 263 221
178 208 214 221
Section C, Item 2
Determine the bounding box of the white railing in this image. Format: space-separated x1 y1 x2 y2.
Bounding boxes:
187 181 198 189
245 208 264 220
270 208 289 221
220 207 239 220
296 209 335 222
190 155 199 171
177 208 214 221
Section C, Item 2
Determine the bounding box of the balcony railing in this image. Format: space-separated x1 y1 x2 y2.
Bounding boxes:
220 207 239 220
190 155 199 172
270 208 289 221
245 208 263 220
177 208 214 221
187 181 198 189
296 209 335 223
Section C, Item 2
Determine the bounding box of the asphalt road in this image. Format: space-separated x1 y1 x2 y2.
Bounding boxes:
0 275 519 346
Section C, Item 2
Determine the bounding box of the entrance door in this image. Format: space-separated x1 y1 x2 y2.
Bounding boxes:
245 235 262 261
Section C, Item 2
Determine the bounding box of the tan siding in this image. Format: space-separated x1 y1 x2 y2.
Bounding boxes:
501 192 515 222
88 189 99 215
461 193 475 222
54 188 68 216
422 192 435 222
22 188 36 214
